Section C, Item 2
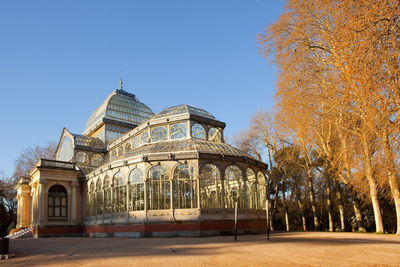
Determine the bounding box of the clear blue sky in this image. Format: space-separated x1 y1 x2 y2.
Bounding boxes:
0 0 284 177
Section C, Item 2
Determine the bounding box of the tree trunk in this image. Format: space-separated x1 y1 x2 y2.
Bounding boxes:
387 172 400 235
282 186 290 231
296 189 307 231
335 181 345 231
382 132 400 235
325 177 334 232
349 188 366 232
308 170 319 231
361 131 384 233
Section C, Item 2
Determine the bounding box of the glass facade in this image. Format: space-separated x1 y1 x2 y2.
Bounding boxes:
129 168 144 211
173 164 197 209
50 89 267 225
147 166 170 210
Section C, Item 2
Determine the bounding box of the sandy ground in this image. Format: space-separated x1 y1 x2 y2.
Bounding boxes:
2 232 400 267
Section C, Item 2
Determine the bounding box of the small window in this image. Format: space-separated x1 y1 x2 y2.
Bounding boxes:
91 153 104 167
75 151 89 163
141 131 149 144
132 136 139 148
151 126 168 142
192 123 206 140
170 123 187 140
48 185 68 218
208 127 222 142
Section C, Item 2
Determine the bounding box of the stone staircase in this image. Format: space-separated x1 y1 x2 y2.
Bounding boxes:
5 228 33 239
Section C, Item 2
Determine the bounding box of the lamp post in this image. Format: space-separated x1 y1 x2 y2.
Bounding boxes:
234 200 238 241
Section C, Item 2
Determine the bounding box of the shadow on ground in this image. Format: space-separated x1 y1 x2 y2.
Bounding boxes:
5 232 400 266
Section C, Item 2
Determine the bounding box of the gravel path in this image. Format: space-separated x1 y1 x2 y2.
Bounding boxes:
2 232 400 266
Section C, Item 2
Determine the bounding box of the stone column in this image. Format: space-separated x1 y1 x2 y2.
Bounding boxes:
37 180 46 226
31 188 35 226
16 195 21 228
71 182 78 224
22 193 32 228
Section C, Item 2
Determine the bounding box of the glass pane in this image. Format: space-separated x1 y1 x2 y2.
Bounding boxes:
55 207 60 216
192 123 206 140
208 127 222 142
200 164 221 208
141 131 149 144
151 126 168 142
170 123 187 140
129 168 144 184
61 207 67 217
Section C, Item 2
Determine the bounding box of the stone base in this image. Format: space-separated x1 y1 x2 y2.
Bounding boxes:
85 220 266 238
32 226 84 238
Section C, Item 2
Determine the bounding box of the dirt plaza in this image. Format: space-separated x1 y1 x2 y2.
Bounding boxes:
2 232 400 267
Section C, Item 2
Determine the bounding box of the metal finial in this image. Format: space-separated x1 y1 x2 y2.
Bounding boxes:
120 77 123 90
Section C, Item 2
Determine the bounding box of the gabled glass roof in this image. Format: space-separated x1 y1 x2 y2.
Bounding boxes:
72 134 105 149
84 89 154 135
152 104 216 120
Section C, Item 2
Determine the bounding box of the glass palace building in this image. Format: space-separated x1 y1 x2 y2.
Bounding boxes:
15 87 268 237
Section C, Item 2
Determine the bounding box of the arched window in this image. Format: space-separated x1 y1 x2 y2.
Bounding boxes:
199 164 222 208
113 172 127 213
48 185 67 218
141 131 149 144
170 123 187 140
147 165 170 210
151 126 167 142
173 164 197 209
76 151 89 163
191 123 206 140
257 172 266 209
104 176 112 214
132 136 139 148
129 168 145 211
96 178 103 215
125 142 132 153
224 166 245 208
246 169 258 209
91 153 104 167
89 181 96 216
208 127 222 142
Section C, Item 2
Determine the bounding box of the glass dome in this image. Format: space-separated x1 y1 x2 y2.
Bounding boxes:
84 89 154 135
152 104 216 120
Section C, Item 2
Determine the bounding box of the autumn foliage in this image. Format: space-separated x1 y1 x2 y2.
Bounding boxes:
239 0 400 234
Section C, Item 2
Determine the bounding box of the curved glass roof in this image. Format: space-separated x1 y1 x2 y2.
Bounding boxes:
152 104 216 120
84 89 154 135
120 139 253 159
